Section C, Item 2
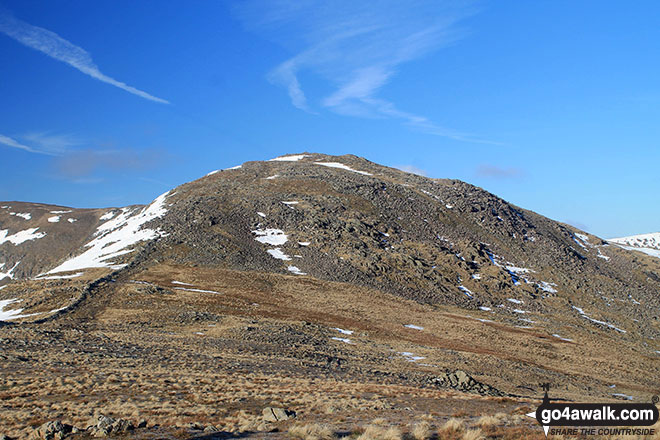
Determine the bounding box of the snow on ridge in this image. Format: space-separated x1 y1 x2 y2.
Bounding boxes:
46 191 173 274
609 232 660 249
50 210 72 214
269 154 309 162
10 212 31 220
315 162 372 176
252 228 288 246
0 228 46 246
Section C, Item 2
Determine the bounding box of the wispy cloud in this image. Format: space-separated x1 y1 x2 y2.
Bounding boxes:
0 133 56 155
396 164 428 176
52 148 165 179
475 164 524 179
235 0 491 142
0 10 169 104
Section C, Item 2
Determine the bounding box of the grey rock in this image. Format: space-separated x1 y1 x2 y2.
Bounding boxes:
262 406 296 422
29 420 74 439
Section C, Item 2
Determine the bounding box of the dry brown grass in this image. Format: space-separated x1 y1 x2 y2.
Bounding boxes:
475 414 500 428
461 428 485 440
288 423 336 440
410 420 432 440
439 418 465 434
357 424 402 440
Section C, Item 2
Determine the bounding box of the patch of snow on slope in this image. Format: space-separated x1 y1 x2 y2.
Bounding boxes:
174 287 223 295
0 228 46 245
553 334 573 342
10 212 31 220
287 265 306 275
46 191 172 274
612 244 660 259
458 285 473 298
252 228 288 245
0 262 20 280
267 248 291 261
572 306 626 333
281 201 299 205
257 212 266 217
35 272 84 280
334 328 354 335
50 210 72 214
537 281 558 293
48 216 61 223
265 174 279 179
507 298 523 304
225 165 242 170
172 281 192 286
68 218 77 223
331 337 353 344
315 162 372 176
609 232 660 250
269 154 309 162
99 211 116 221
298 241 310 246
404 324 424 330
398 352 425 362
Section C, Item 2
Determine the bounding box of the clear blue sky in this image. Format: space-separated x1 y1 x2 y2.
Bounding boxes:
1 0 658 239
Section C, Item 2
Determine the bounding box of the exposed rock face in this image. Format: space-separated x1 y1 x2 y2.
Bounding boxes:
87 415 134 437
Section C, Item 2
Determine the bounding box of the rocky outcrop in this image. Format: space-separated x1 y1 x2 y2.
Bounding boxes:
427 370 505 396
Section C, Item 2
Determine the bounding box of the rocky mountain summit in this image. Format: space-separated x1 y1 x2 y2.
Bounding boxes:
1 153 659 438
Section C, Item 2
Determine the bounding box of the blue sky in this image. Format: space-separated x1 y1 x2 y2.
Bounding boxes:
1 0 658 238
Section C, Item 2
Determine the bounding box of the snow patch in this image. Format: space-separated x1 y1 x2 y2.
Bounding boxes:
257 212 267 218
0 262 20 280
174 287 222 295
99 211 116 221
252 228 288 246
315 162 372 176
458 285 473 298
287 265 306 275
172 281 193 286
267 248 291 261
265 174 279 180
269 154 309 162
507 298 523 304
46 191 172 274
572 306 626 333
331 337 353 344
35 272 84 280
48 216 61 223
0 228 46 245
334 328 354 335
68 218 77 223
50 210 72 214
10 212 31 220
298 242 310 246
479 306 491 311
404 324 424 330
552 334 573 342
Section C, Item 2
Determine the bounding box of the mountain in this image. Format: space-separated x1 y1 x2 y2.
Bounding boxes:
1 153 659 438
609 232 660 259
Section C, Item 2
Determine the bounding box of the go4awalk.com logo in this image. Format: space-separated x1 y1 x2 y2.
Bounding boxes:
526 384 659 437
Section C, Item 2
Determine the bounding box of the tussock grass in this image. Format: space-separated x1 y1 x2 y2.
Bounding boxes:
461 428 485 440
410 420 432 440
357 424 402 440
439 418 465 433
288 423 336 440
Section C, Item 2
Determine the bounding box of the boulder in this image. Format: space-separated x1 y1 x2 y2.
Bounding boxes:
262 406 296 422
29 420 74 440
87 415 134 437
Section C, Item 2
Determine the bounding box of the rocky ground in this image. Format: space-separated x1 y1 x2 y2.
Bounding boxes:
1 154 659 439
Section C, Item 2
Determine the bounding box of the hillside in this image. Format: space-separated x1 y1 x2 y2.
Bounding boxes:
1 153 659 439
